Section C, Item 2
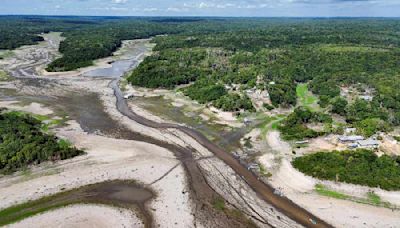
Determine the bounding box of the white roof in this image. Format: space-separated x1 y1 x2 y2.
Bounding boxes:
339 136 364 141
358 139 379 146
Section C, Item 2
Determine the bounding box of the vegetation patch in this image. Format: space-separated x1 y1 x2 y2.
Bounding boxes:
296 84 319 110
315 184 350 200
315 184 393 208
0 111 83 174
0 70 10 81
293 150 400 190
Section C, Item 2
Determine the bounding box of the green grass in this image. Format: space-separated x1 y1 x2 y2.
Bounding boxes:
296 83 319 110
366 191 381 205
58 138 73 149
315 184 395 209
315 184 350 200
0 191 74 226
212 197 226 211
0 70 10 81
6 110 65 132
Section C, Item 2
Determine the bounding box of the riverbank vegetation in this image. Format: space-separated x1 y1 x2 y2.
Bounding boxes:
293 150 400 191
0 111 83 174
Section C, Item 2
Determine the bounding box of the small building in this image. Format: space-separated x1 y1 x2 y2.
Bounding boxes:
339 135 364 143
295 140 309 145
269 81 276 85
357 139 379 149
359 95 373 102
345 128 357 135
246 89 255 94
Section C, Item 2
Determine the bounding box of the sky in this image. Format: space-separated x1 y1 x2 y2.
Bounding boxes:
0 0 400 17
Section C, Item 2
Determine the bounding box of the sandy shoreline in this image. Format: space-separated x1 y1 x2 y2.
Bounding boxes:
7 204 144 228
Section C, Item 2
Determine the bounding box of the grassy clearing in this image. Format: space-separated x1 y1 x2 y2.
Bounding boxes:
0 189 75 226
315 184 395 209
296 83 319 110
315 184 350 200
253 112 286 136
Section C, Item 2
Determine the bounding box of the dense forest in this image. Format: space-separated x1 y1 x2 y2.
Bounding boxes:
127 18 400 134
292 149 400 191
2 16 400 134
0 111 83 174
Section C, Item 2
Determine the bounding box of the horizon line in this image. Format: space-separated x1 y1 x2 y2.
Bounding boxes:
1 14 400 19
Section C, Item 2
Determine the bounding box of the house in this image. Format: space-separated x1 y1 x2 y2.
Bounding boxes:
345 128 357 135
295 140 309 145
357 139 379 149
359 95 373 102
339 135 364 143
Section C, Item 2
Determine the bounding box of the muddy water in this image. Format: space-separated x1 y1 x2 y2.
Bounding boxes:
83 59 138 78
0 181 154 228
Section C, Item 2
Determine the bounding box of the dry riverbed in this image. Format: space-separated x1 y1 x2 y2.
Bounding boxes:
0 33 301 227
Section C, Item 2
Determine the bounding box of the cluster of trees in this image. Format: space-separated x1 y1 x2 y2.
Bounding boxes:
0 111 83 174
293 149 400 191
278 107 332 140
128 48 209 88
213 94 255 112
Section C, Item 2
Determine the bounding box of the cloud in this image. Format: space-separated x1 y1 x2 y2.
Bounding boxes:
111 0 128 4
0 0 398 17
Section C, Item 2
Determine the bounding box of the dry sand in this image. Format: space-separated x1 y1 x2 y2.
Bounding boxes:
7 204 144 228
0 101 53 115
